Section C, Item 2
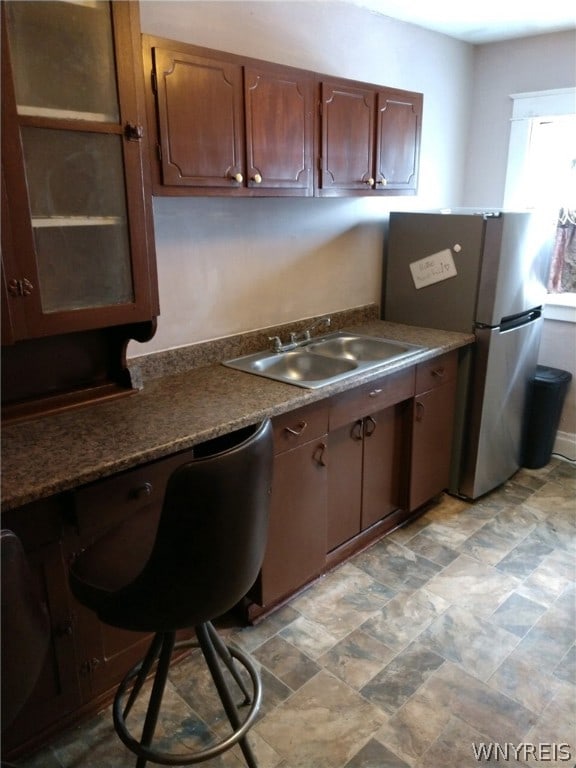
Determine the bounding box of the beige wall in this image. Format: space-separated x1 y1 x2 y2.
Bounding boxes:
130 1 473 355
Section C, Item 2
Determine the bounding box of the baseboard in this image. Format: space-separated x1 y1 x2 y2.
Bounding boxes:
553 430 576 463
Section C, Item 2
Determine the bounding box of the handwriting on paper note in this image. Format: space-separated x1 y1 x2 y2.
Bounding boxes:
409 248 457 289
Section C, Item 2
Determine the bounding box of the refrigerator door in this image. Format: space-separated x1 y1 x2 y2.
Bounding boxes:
475 212 553 326
458 314 542 499
384 212 486 333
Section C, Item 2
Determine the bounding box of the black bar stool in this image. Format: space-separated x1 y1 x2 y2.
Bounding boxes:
69 420 273 768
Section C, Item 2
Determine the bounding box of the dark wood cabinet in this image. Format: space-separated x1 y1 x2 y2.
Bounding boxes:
1 1 158 341
251 401 328 614
145 37 315 196
1 496 81 759
319 79 422 196
327 368 414 551
409 351 458 511
1 0 159 421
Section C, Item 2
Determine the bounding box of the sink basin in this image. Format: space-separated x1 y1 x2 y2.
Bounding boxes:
223 332 425 389
307 333 420 363
251 349 357 382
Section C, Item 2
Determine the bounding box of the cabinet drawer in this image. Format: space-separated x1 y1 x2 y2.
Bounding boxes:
74 447 196 541
272 401 329 454
329 367 415 430
415 351 458 394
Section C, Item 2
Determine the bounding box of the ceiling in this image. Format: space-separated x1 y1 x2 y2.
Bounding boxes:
348 0 576 43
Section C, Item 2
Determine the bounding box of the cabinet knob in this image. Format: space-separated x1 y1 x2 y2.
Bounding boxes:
252 173 262 184
377 177 388 186
231 173 244 183
368 388 382 398
364 177 375 187
351 420 363 441
431 367 445 378
130 482 153 500
415 400 425 422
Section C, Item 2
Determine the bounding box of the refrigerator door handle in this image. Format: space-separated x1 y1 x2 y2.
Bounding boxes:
500 309 542 332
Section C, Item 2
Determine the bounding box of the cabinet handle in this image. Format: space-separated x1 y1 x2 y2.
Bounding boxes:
364 177 375 187
415 401 425 422
130 482 153 500
231 172 244 183
313 442 327 467
364 415 377 437
124 122 144 141
285 420 307 437
251 173 262 184
8 277 34 297
431 367 445 379
351 420 363 441
368 388 382 398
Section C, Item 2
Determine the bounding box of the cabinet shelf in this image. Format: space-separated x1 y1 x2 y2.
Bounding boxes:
17 105 117 123
31 216 123 228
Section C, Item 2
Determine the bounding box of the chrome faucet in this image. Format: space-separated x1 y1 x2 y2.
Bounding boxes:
269 316 331 353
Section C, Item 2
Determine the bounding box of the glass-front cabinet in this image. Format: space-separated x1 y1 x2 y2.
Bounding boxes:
1 0 158 342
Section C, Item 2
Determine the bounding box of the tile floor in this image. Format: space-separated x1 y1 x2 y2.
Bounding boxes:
17 459 576 768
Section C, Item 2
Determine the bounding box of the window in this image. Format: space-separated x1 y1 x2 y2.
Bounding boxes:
504 89 576 305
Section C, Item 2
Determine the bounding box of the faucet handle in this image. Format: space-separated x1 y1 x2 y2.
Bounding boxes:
268 335 282 352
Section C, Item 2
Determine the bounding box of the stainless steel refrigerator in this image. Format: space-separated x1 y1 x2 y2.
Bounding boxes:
383 210 553 499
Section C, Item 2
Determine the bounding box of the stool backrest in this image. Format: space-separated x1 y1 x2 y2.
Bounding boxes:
108 419 274 631
1 530 50 730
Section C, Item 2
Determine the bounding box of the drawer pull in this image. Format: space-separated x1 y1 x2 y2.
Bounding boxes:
368 388 382 398
285 421 307 437
431 367 445 378
131 482 153 500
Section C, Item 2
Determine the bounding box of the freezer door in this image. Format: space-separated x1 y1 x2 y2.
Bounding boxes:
384 213 486 332
458 315 542 499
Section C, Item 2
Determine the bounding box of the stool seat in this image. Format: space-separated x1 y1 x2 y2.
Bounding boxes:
69 420 273 767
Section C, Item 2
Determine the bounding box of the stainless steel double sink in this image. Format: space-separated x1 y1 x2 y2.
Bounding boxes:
223 332 425 389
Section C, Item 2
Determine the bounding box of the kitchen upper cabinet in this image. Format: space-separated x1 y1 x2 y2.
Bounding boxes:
144 37 315 196
319 79 422 196
408 351 458 511
1 1 158 342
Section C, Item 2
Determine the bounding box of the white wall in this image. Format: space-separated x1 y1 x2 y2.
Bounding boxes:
462 30 576 208
131 1 473 354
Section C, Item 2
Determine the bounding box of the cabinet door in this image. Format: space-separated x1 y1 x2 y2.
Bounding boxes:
1 498 81 758
327 420 363 551
375 88 422 193
409 379 457 511
257 438 327 607
319 80 375 194
361 405 407 529
244 64 314 194
152 46 245 189
70 446 196 699
1 1 158 341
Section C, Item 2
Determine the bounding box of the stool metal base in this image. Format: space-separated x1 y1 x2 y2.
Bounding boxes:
112 622 262 767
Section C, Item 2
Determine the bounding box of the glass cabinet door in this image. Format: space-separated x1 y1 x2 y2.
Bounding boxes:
2 0 157 339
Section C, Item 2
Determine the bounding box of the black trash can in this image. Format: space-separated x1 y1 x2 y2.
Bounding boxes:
523 365 572 469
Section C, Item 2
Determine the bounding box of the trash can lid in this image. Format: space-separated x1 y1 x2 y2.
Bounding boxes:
534 365 573 385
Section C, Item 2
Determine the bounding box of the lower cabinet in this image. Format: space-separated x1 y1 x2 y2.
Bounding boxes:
250 401 328 614
409 351 458 511
327 368 414 551
1 350 461 758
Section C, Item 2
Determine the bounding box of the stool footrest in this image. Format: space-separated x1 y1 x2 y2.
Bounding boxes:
112 624 262 767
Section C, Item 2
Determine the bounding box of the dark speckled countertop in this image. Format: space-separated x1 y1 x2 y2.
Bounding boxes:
1 319 474 512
